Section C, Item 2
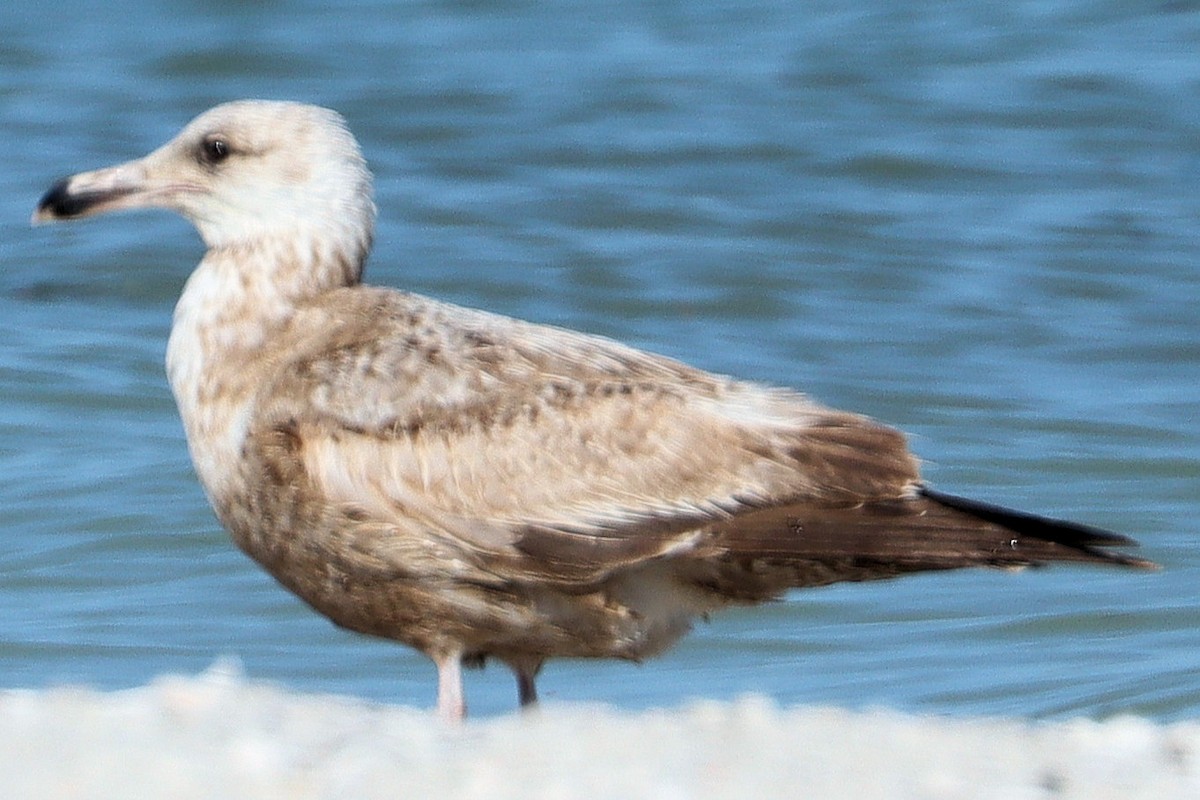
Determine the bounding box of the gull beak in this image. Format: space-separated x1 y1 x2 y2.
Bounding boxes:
32 150 199 226
33 158 151 224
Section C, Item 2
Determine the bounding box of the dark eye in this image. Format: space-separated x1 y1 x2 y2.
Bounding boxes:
200 136 230 165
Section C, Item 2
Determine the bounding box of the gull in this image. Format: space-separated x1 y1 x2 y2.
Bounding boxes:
34 100 1154 720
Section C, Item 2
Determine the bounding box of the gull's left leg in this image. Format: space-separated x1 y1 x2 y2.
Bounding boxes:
434 650 466 722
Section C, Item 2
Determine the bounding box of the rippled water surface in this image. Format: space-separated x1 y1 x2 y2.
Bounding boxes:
1 0 1197 719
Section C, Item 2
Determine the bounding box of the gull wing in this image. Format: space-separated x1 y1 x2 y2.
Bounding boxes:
249 289 920 587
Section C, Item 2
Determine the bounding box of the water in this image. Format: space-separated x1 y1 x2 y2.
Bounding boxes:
1 0 1197 720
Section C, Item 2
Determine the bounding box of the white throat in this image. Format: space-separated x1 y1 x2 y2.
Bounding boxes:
165 234 363 503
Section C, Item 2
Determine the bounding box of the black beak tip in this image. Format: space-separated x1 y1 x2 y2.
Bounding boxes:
35 177 81 221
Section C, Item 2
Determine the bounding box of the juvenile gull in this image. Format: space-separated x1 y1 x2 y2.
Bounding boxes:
34 100 1154 720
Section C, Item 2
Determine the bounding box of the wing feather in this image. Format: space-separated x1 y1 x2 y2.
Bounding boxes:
252 289 920 586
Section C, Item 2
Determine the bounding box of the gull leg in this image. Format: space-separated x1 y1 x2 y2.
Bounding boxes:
508 657 544 709
435 651 466 722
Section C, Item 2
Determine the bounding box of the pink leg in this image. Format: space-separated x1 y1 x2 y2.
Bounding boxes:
435 652 466 722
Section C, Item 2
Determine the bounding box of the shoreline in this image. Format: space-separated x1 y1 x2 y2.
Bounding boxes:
2 663 1196 799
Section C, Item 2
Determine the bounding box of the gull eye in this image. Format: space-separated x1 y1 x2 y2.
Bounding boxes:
200 136 231 165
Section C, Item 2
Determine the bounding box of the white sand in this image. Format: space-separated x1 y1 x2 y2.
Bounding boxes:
2 661 1196 800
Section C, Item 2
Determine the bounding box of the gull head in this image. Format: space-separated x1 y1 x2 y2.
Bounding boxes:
34 100 376 265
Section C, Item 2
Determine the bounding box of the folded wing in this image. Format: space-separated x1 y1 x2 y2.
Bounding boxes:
249 289 1150 595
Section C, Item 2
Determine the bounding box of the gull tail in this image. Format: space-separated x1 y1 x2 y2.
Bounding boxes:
711 486 1157 588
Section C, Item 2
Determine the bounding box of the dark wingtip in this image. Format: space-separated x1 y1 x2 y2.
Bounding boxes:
919 486 1159 571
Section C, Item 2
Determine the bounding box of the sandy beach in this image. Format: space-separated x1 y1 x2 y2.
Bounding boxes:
2 661 1196 800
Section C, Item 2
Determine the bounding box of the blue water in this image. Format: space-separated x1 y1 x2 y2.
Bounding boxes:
1 0 1197 720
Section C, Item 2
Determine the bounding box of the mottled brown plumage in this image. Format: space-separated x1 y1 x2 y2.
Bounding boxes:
34 101 1154 720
